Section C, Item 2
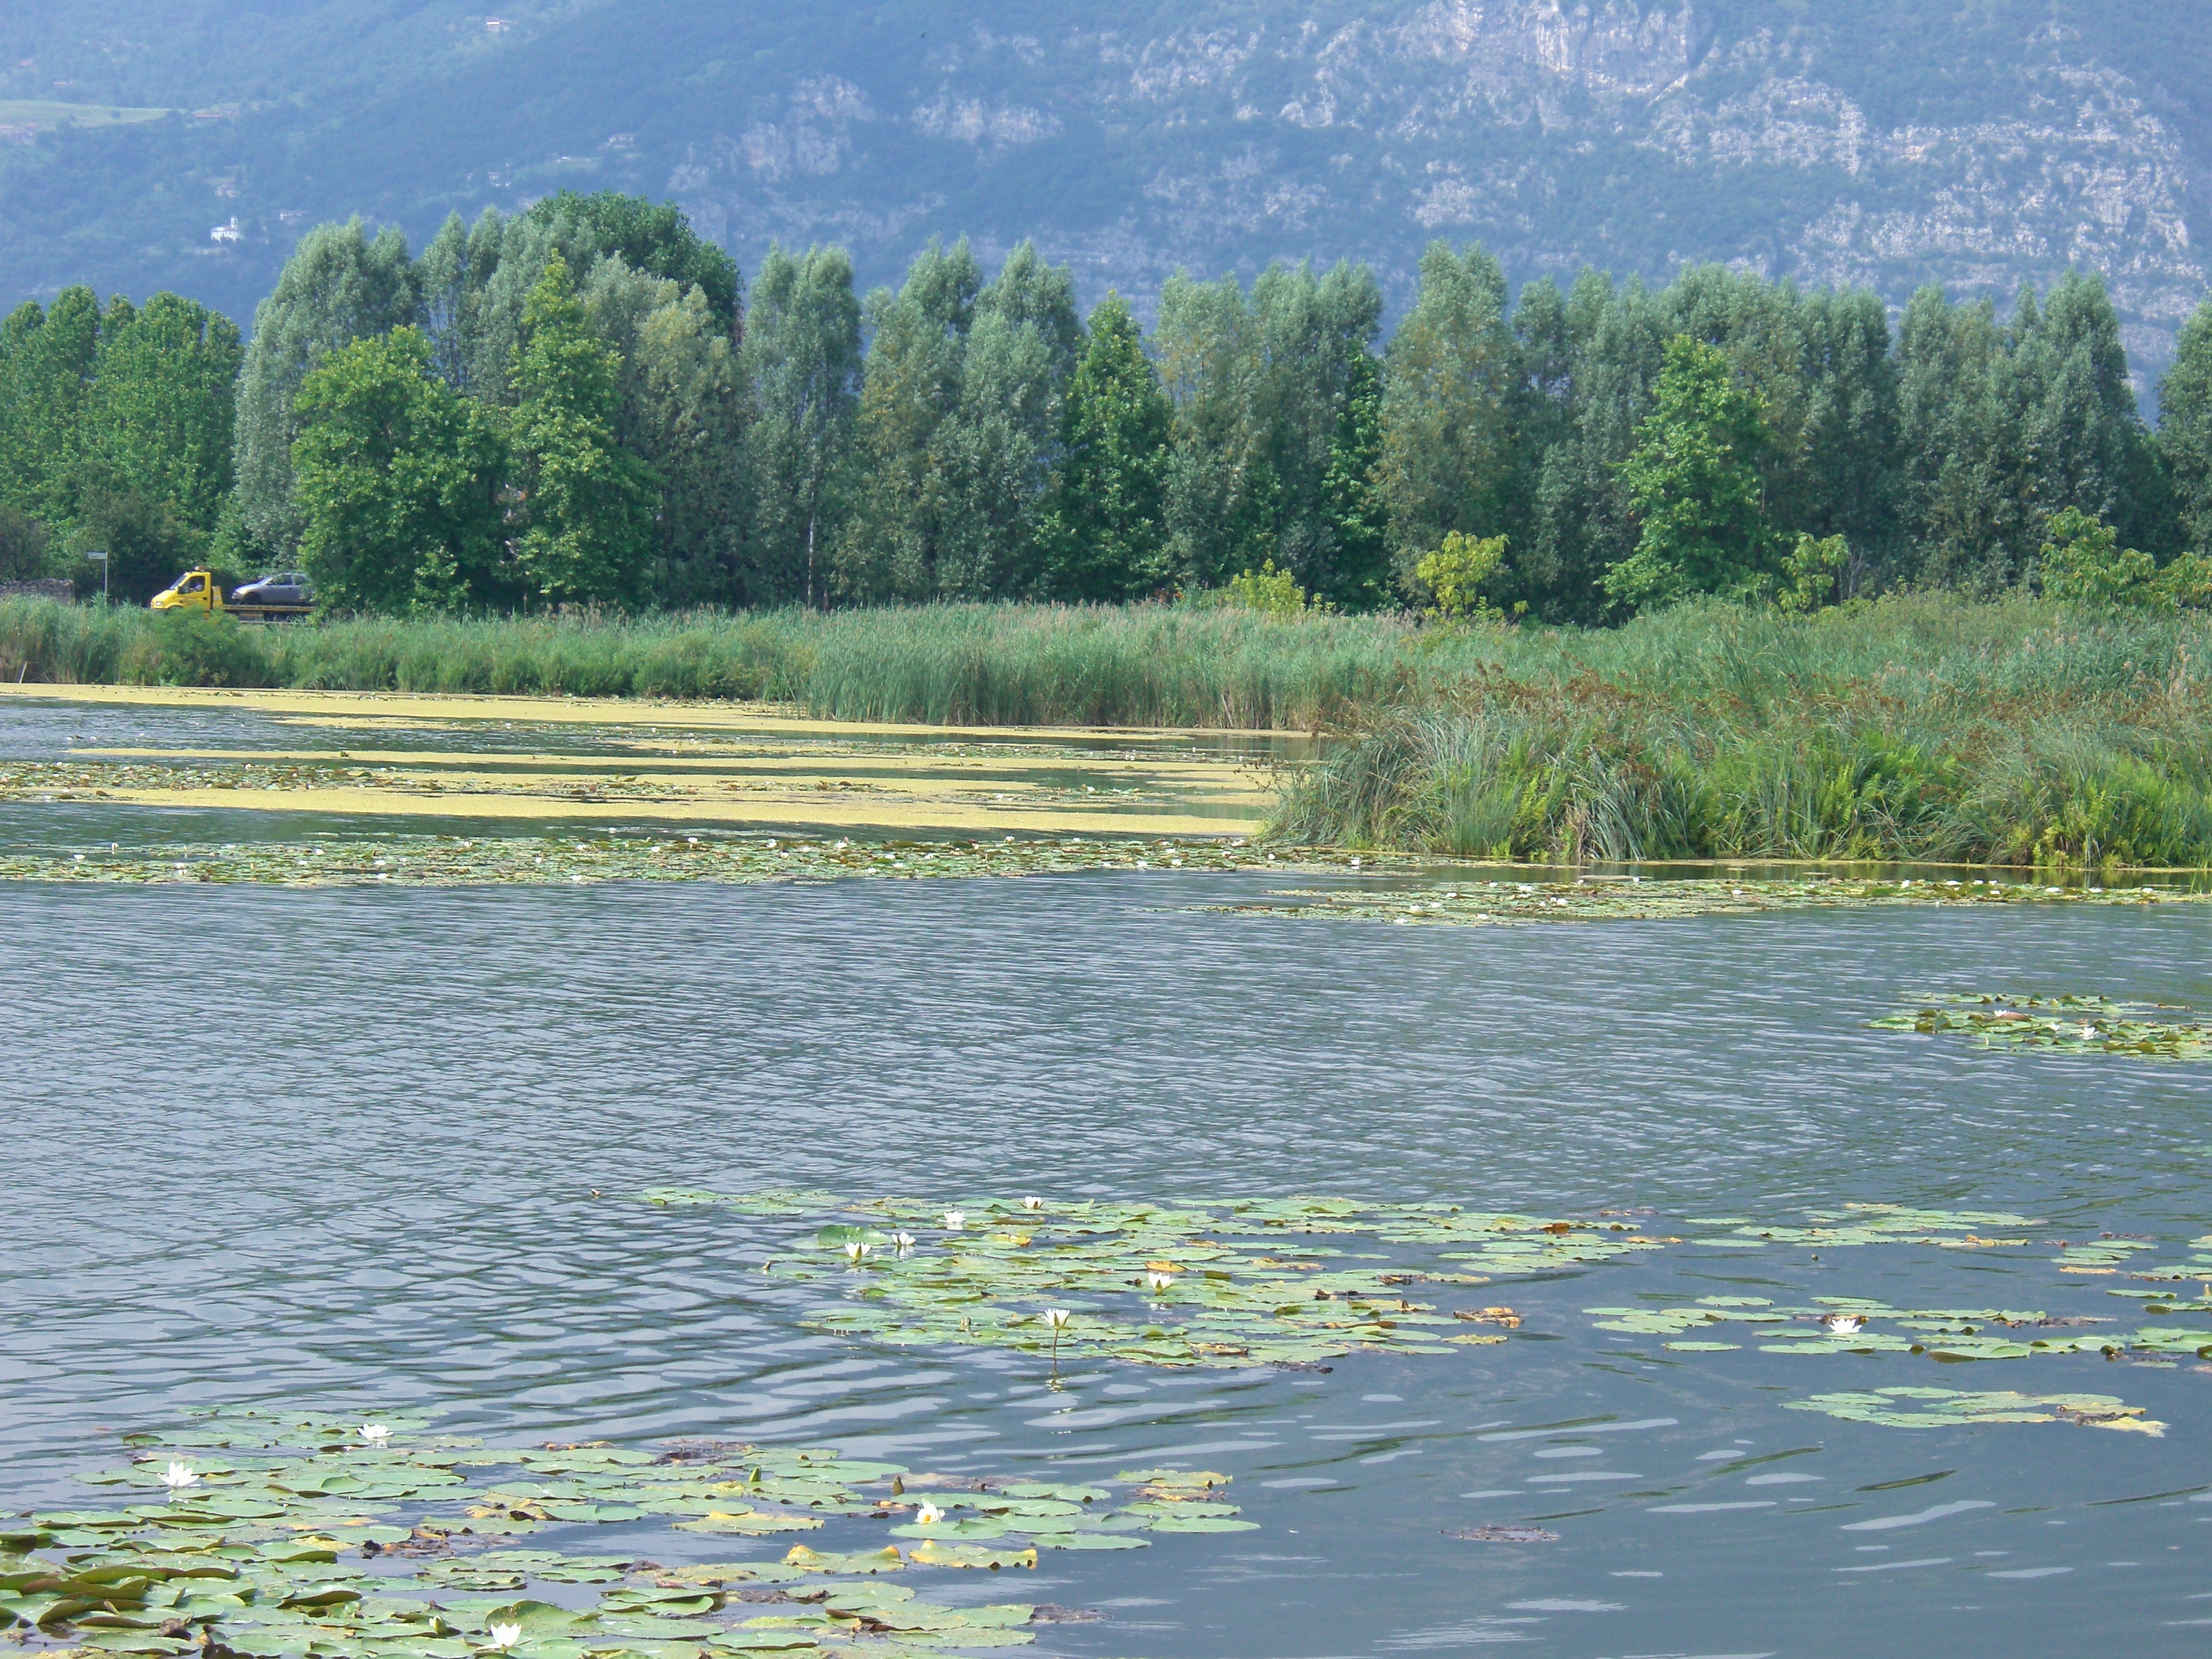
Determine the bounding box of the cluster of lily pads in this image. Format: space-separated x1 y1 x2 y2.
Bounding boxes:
1210 873 2212 928
0 834 1329 890
1872 994 2212 1059
643 1193 2212 1432
1786 1387 2167 1434
639 1193 1651 1370
1675 1204 2212 1295
0 1408 1256 1658
1585 1293 2212 1368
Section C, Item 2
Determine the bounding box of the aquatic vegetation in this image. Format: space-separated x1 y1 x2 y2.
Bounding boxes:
1588 1293 2211 1362
0 1407 1257 1657
1872 994 2212 1059
1787 1387 2166 1435
664 1195 1665 1369
1212 874 2212 928
1265 597 2212 867
1678 1203 2040 1252
0 830 1327 890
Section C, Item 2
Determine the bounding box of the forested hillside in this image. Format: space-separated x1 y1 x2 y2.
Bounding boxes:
4 1 2210 387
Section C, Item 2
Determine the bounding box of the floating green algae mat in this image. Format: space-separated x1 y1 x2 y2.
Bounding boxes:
0 832 1316 888
1872 994 2212 1059
1210 874 2212 927
1 1408 1258 1657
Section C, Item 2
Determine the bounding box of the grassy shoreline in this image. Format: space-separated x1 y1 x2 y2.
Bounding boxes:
7 593 2212 867
1267 595 2212 868
0 598 1468 729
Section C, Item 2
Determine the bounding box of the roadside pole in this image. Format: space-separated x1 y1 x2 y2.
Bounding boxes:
84 547 108 603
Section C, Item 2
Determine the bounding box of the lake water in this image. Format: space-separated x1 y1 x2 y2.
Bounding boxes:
7 870 2211 1656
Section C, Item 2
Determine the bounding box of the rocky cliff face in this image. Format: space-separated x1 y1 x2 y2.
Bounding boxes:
659 2 2204 376
4 3 2204 382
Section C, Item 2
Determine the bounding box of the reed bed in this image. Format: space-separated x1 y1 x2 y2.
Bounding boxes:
0 599 1461 729
1270 597 2212 868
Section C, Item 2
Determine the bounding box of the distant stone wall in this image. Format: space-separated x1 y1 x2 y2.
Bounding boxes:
0 578 74 602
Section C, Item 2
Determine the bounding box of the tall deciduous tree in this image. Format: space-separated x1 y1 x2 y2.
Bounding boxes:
841 240 982 601
292 327 507 611
1378 243 1515 595
1606 335 1775 611
508 254 657 605
2162 298 2212 557
741 243 861 606
933 243 1081 598
1318 350 1389 610
1039 293 1173 601
0 288 103 526
233 220 420 555
83 292 243 531
583 257 749 606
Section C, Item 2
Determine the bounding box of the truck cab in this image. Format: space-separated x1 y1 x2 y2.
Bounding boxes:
150 570 222 612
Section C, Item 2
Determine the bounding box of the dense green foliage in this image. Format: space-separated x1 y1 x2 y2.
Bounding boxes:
290 327 505 611
0 286 240 600
1272 595 2212 869
7 188 2212 623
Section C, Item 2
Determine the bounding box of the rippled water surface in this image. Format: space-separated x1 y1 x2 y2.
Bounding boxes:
7 875 2212 1657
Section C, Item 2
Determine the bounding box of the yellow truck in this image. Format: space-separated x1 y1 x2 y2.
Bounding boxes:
150 569 314 621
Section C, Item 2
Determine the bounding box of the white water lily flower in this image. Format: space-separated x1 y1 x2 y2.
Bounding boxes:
915 1500 945 1524
843 1241 871 1264
486 1623 523 1651
893 1232 916 1253
942 1210 965 1230
1822 1313 1866 1336
359 1423 390 1446
1146 1272 1175 1295
1021 1196 1043 1211
161 1461 199 1491
1044 1309 1071 1329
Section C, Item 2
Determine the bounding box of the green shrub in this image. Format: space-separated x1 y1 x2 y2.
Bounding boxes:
119 611 272 688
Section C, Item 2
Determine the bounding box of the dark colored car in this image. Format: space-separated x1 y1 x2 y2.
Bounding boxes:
232 572 313 607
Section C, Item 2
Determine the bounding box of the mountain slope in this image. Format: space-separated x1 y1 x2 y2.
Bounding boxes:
3 1 2207 381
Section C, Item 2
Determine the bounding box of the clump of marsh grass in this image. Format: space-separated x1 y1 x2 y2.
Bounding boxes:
1273 596 2212 870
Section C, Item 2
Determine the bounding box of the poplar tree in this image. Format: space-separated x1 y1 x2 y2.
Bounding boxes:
0 289 102 526
508 254 657 605
933 243 1082 598
1378 243 1515 596
232 220 420 554
740 244 861 606
842 240 981 600
1039 293 1173 600
2161 298 2212 556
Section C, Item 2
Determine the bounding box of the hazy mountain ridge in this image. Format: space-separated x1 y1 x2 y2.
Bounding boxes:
2 2 2206 384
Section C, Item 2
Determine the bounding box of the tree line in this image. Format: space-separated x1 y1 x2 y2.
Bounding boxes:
5 188 2212 617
